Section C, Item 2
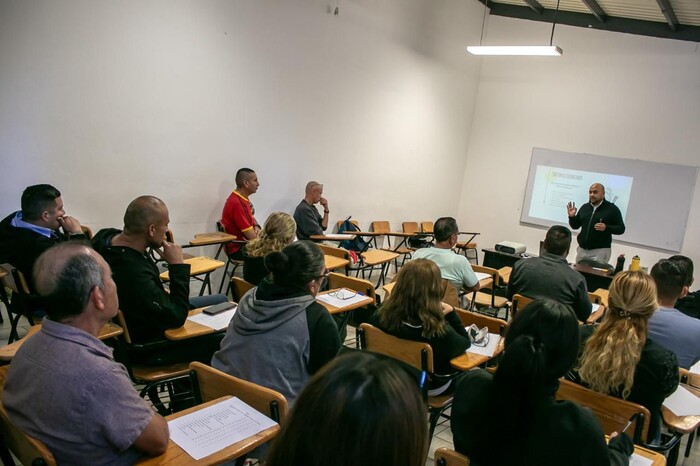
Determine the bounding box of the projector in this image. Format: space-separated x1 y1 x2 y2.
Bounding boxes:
495 241 526 255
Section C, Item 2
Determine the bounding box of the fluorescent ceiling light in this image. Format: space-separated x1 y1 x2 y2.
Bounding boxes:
467 45 563 56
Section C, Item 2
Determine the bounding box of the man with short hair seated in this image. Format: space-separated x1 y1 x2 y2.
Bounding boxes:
649 258 700 369
670 255 700 319
3 243 168 464
507 225 592 322
411 217 480 295
92 195 226 365
293 181 329 241
0 184 85 290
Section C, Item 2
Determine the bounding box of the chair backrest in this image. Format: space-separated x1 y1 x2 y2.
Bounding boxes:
0 265 30 296
370 221 390 234
441 280 460 308
80 225 94 240
421 221 434 233
680 368 700 389
359 323 433 373
115 310 133 345
216 221 225 233
328 272 376 302
511 293 534 319
318 244 351 261
454 308 507 335
402 222 419 234
555 378 650 443
231 277 254 302
588 292 602 304
435 447 470 466
336 219 359 232
0 366 56 466
189 362 288 423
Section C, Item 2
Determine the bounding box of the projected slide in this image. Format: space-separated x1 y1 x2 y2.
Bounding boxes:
527 166 633 225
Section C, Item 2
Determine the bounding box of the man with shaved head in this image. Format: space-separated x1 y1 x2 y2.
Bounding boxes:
567 182 625 264
221 168 261 259
293 181 329 240
93 196 226 365
3 243 168 464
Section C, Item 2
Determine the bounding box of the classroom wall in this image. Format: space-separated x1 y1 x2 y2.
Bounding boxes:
457 15 700 276
0 0 484 249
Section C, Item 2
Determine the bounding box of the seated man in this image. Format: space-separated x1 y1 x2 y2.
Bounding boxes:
93 195 226 365
649 258 700 369
411 217 480 295
0 184 85 290
3 243 168 464
670 255 700 319
293 181 329 240
507 225 592 322
221 168 260 260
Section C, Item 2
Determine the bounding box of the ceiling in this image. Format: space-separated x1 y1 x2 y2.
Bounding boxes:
480 0 700 42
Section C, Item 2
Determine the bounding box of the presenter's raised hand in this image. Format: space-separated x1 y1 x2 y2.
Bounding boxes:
566 202 577 217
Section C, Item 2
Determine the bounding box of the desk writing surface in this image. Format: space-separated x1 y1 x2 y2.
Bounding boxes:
160 257 225 281
585 304 606 324
309 234 356 241
498 266 512 285
450 339 504 372
316 289 373 315
188 232 237 246
594 288 610 308
324 255 349 271
661 384 700 433
136 396 280 466
360 250 398 266
165 305 235 341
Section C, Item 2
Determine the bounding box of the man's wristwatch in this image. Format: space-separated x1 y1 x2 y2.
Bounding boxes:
323 210 329 214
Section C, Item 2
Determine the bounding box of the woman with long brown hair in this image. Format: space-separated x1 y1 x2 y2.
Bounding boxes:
567 271 679 443
242 211 296 285
371 258 470 395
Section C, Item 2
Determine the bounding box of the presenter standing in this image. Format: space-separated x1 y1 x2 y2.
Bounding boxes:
567 183 625 264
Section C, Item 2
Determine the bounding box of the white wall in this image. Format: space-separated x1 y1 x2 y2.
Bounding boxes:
458 15 700 276
0 0 484 250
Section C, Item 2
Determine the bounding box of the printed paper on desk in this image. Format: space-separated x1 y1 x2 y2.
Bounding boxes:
466 334 501 358
187 308 237 330
316 289 368 308
629 453 653 466
169 397 277 461
474 272 491 282
663 385 700 417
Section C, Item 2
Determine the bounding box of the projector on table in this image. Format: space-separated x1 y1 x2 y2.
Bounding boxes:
495 241 526 255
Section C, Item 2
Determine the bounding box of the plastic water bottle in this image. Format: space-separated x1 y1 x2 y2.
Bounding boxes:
629 255 641 272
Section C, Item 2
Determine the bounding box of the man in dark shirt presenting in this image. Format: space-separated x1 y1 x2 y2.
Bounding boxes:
293 181 329 240
567 183 625 264
507 225 592 322
93 195 226 365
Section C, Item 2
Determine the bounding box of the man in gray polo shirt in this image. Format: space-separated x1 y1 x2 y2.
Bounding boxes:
3 243 168 465
507 225 592 322
293 181 329 240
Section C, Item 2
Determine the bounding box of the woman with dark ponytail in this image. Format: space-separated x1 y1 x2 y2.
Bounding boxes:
451 299 633 466
212 241 341 405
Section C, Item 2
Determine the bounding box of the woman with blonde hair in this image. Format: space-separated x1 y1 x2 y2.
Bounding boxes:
567 271 678 443
371 258 470 395
243 211 296 285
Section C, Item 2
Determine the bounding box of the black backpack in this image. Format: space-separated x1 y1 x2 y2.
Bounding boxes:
338 217 368 252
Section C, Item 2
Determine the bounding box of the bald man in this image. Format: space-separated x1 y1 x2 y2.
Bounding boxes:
4 243 168 464
93 196 226 365
567 183 625 264
293 181 329 240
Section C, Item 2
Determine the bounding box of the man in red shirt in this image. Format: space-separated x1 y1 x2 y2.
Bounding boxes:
221 168 260 259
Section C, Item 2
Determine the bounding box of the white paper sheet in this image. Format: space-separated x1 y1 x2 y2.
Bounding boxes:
690 360 700 375
474 272 491 282
187 308 237 330
465 333 502 358
169 397 277 461
316 289 368 308
629 453 653 466
591 303 601 313
662 385 700 417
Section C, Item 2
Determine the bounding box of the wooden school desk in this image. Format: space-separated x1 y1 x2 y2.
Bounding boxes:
135 396 279 466
160 257 226 296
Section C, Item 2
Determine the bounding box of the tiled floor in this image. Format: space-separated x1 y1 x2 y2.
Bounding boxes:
3 264 700 466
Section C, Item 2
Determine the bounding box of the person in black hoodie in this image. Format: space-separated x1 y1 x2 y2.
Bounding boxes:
0 184 85 291
567 182 625 264
92 195 226 365
452 299 634 466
